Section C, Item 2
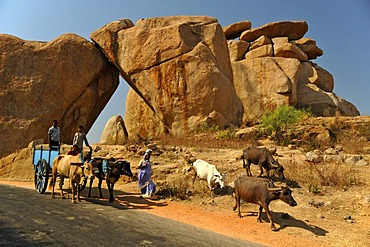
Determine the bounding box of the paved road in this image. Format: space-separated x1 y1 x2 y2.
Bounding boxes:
0 184 264 247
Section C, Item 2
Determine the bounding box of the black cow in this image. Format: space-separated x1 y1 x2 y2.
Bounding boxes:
88 158 133 202
233 175 297 231
241 146 285 180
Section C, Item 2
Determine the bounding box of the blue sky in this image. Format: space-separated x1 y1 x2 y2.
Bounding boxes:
1 0 369 144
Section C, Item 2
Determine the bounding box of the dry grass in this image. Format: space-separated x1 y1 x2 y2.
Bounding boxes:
158 133 249 150
284 158 361 193
156 176 193 200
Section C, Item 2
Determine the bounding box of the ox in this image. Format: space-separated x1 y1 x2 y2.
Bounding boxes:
87 158 133 202
241 146 285 180
50 155 94 203
233 175 297 231
192 159 225 192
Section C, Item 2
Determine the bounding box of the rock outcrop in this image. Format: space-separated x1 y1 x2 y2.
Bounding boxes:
223 20 251 40
240 20 308 42
91 16 243 139
225 20 359 125
0 34 119 158
99 115 128 145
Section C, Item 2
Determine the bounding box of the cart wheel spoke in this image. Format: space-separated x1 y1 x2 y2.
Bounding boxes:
34 159 49 194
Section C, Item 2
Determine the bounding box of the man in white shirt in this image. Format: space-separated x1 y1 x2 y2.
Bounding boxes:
48 120 60 150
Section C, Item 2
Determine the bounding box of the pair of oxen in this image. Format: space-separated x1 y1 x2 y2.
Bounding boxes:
50 153 132 203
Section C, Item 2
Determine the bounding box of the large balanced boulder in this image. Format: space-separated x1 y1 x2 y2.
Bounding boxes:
240 21 308 42
91 16 243 138
99 115 128 145
223 20 252 40
0 34 119 158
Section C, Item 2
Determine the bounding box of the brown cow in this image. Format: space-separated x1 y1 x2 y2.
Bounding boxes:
233 175 297 231
241 146 285 180
50 155 94 203
87 158 133 202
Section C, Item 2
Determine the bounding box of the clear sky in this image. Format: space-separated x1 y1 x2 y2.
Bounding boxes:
1 0 369 144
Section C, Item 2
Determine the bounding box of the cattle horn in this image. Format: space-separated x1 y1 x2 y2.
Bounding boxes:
268 187 282 192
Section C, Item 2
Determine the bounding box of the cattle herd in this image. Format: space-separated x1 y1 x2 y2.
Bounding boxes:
50 145 296 231
190 146 297 231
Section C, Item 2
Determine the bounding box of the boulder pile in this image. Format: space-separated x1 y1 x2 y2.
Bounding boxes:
224 20 359 125
0 16 361 157
91 16 243 137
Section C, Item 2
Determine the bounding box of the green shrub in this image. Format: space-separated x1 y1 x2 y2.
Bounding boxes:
216 129 236 140
260 105 312 143
194 122 220 133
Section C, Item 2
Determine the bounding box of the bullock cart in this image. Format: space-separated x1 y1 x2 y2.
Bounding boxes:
32 144 88 194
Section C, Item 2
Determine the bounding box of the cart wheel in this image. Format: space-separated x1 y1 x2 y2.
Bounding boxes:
34 159 49 194
79 177 88 192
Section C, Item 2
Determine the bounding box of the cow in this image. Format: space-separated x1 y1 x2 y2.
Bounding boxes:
233 175 297 231
241 146 285 180
87 158 133 202
192 159 225 193
50 155 94 203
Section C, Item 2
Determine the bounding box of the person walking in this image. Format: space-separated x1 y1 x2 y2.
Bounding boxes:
138 149 156 199
48 120 60 150
73 125 91 153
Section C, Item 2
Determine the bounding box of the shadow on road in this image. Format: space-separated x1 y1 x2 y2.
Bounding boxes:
80 187 168 210
242 211 328 236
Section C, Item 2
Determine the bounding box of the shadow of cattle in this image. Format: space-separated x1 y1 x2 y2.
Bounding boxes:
83 187 168 211
243 211 328 236
214 185 234 196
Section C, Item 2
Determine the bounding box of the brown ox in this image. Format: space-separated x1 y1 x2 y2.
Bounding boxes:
241 146 285 180
87 158 133 202
233 175 297 231
50 155 94 203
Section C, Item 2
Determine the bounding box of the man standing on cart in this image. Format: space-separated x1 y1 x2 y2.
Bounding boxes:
73 125 91 153
48 120 60 150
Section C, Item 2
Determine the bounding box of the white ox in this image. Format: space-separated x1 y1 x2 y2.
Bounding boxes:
192 159 225 191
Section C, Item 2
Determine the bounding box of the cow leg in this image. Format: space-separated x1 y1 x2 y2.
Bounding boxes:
70 179 76 203
107 180 112 202
109 182 115 202
262 203 278 231
51 175 56 198
257 205 263 223
87 177 94 198
106 180 113 202
246 161 252 177
77 183 81 202
98 178 103 198
59 177 65 199
233 190 242 218
192 172 197 189
257 162 264 177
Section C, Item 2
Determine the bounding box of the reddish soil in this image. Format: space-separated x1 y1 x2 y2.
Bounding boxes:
0 179 329 247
